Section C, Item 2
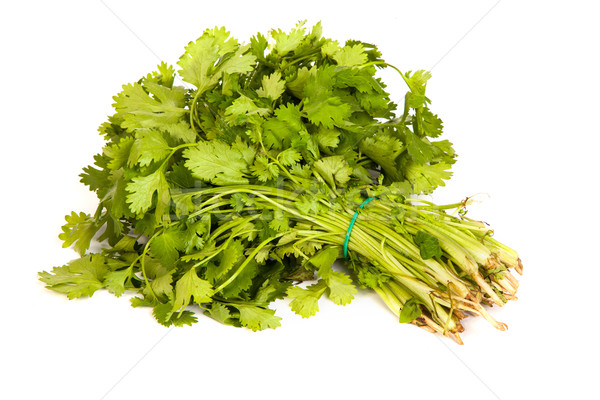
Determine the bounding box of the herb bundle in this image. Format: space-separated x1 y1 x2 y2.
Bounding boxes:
39 22 522 343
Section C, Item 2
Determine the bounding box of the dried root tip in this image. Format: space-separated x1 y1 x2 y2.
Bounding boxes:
515 258 524 275
452 332 464 345
416 314 445 335
505 271 520 289
485 256 502 270
473 303 508 331
412 317 436 334
472 273 505 306
413 313 465 344
495 275 518 296
453 309 469 320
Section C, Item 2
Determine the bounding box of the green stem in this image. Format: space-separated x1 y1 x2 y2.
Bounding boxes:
214 233 285 292
139 229 164 300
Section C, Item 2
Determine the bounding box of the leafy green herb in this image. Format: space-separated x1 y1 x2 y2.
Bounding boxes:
414 231 443 260
399 298 423 323
40 22 522 343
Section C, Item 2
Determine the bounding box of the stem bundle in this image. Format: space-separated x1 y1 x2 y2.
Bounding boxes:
184 185 521 343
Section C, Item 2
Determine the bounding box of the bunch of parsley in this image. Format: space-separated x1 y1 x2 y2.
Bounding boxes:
40 22 522 343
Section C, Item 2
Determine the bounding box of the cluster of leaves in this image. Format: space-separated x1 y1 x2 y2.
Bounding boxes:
40 22 460 332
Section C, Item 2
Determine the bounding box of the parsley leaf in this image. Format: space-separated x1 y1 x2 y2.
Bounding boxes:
126 168 170 216
404 161 453 194
178 27 256 95
313 156 353 188
183 140 249 185
287 280 328 318
235 305 281 331
256 71 286 100
399 298 423 323
414 231 443 260
128 130 171 167
113 81 187 132
333 43 368 67
58 212 100 256
172 268 213 313
39 254 109 299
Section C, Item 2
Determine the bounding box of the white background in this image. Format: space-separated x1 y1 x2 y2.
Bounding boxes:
2 1 599 399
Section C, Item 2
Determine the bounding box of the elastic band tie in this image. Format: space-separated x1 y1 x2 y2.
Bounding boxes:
344 197 376 258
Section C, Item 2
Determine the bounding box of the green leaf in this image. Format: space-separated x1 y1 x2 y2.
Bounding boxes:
287 280 327 318
313 156 353 188
414 231 442 260
421 106 443 138
399 298 423 323
183 140 249 185
321 39 340 56
255 278 292 305
178 27 256 94
256 71 286 100
295 194 324 215
254 244 273 264
153 302 198 327
303 93 352 128
224 95 271 125
206 240 244 283
153 302 174 326
286 66 311 98
206 302 233 324
221 260 259 298
181 218 209 253
142 258 174 300
314 127 341 149
359 134 405 180
278 148 302 166
80 164 110 193
405 70 431 97
104 266 133 297
163 121 197 143
170 311 198 327
126 168 170 216
150 227 184 267
268 209 289 232
250 32 269 60
263 103 304 149
270 23 306 56
335 67 382 93
235 305 281 331
333 43 368 67
301 66 352 128
58 212 100 256
405 129 435 165
172 268 214 313
232 136 257 165
104 137 134 170
113 81 187 132
308 248 356 306
404 162 452 194
128 129 171 167
326 271 357 306
309 247 339 276
144 62 176 87
38 254 109 299
250 155 279 182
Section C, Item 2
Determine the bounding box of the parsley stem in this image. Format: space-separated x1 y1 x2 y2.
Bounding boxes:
214 233 285 293
189 89 204 134
139 229 163 300
360 61 411 89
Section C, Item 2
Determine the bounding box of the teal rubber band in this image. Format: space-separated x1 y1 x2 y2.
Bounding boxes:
343 197 376 258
